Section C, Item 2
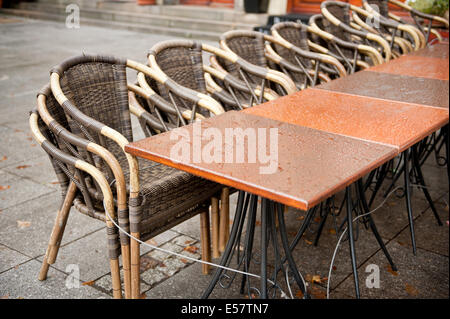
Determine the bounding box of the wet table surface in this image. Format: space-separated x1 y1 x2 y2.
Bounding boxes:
366 55 449 81
315 71 449 109
409 42 449 59
244 88 449 153
125 111 396 211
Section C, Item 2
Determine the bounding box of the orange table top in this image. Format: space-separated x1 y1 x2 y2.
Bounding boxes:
409 42 449 59
125 111 396 211
366 55 449 81
244 88 449 153
315 71 449 109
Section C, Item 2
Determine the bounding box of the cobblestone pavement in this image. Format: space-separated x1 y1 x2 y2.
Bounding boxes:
0 16 448 299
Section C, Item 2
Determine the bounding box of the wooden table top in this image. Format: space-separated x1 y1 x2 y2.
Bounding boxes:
409 42 449 59
244 88 449 153
315 71 449 109
125 111 397 211
366 55 449 81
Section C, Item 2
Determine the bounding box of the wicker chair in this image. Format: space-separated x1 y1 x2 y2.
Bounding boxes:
270 21 347 84
348 2 420 55
308 13 383 73
219 29 344 90
147 40 294 108
35 54 226 299
217 30 298 96
363 0 449 45
320 1 393 62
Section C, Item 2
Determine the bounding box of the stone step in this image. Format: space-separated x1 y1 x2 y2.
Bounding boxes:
32 0 267 24
0 7 223 41
15 2 256 34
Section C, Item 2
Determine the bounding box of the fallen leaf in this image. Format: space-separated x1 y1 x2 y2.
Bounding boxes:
184 245 199 254
17 220 31 229
304 239 313 245
0 185 11 191
328 228 336 235
255 220 261 226
15 165 31 170
312 275 321 283
146 239 157 246
180 258 189 264
314 217 321 223
184 240 193 245
0 156 7 161
296 215 305 221
405 283 419 296
295 290 304 298
82 280 95 286
50 181 60 185
387 265 398 276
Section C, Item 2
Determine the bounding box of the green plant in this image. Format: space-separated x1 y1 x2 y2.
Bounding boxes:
407 0 449 16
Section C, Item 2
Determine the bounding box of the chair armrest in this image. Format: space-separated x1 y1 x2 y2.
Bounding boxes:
30 109 117 225
50 71 140 198
204 43 297 95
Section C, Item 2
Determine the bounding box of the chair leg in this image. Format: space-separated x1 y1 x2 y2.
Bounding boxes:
39 181 77 281
131 234 140 299
211 197 220 259
219 187 230 253
200 211 212 275
121 243 131 299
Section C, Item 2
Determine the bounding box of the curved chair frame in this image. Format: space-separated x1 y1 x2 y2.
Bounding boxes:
308 14 380 72
270 21 347 81
321 0 392 62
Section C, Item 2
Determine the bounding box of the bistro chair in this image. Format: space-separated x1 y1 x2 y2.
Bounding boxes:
218 30 298 96
308 13 383 73
270 21 348 82
148 40 295 107
348 3 420 55
320 1 393 62
363 0 448 45
35 54 227 299
219 29 344 90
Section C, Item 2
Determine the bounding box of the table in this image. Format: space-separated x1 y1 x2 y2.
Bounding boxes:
126 111 397 298
125 44 449 299
126 111 396 212
315 71 449 109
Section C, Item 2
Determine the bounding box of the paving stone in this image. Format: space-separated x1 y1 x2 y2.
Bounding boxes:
333 241 449 299
155 255 192 278
2 155 61 190
140 268 168 290
0 259 109 299
0 192 104 258
0 125 46 169
148 242 184 262
146 230 179 248
44 227 152 282
394 203 449 256
95 268 150 297
172 235 198 247
0 169 54 210
0 244 31 273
